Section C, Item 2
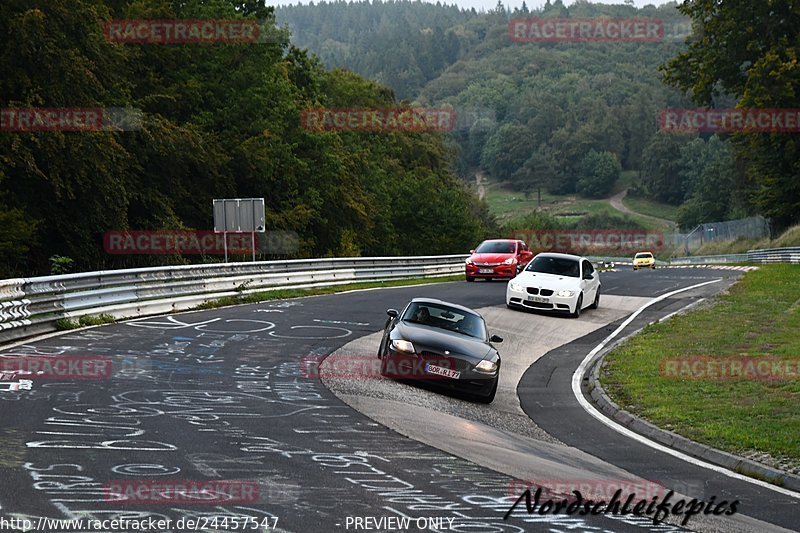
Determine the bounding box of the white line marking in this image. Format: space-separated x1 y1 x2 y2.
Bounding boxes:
572 279 800 498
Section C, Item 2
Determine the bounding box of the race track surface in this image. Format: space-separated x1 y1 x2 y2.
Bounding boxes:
0 267 796 533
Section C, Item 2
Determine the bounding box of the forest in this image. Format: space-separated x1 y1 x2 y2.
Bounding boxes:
0 0 492 276
1 0 797 276
278 0 799 233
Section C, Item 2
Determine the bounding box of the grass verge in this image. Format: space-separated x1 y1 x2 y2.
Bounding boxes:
55 314 116 330
600 265 800 469
193 275 465 310
621 195 679 222
484 179 669 232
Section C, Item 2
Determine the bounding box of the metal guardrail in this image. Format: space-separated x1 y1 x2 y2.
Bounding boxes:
748 247 800 264
669 247 800 266
0 255 468 344
668 253 750 265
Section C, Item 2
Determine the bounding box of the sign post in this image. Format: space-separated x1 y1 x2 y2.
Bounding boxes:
213 198 266 262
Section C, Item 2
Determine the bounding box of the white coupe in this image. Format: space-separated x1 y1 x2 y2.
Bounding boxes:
506 252 600 318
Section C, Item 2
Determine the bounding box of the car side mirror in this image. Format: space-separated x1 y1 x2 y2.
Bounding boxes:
469 249 475 254
386 309 399 318
490 334 503 343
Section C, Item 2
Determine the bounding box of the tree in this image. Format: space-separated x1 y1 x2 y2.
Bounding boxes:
676 136 738 229
511 144 562 205
661 0 800 229
480 122 533 182
576 151 621 199
641 132 695 204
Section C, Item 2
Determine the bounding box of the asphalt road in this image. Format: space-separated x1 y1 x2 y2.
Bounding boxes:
0 266 795 533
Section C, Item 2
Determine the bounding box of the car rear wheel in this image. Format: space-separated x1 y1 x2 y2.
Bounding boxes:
570 294 583 318
474 378 498 404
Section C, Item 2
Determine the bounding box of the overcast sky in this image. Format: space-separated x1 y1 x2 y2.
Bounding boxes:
267 0 677 11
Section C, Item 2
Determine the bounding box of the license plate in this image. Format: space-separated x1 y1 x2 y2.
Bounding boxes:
425 363 460 379
478 268 493 274
527 295 549 303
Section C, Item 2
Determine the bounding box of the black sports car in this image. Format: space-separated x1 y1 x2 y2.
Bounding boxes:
376 297 502 403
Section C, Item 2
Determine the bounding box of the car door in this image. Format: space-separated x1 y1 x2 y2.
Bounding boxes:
581 260 599 304
518 241 533 266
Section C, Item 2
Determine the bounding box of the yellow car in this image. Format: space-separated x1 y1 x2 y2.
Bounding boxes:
633 251 656 270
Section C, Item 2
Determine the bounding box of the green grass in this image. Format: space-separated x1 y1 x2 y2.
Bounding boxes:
622 195 680 222
55 318 80 330
78 314 116 326
483 178 670 232
55 314 117 330
193 275 465 310
600 265 800 468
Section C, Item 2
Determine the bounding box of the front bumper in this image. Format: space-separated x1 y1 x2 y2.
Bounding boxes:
466 263 517 279
506 285 577 313
633 261 655 269
383 346 498 395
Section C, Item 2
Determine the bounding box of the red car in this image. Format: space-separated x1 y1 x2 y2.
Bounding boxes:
465 239 534 282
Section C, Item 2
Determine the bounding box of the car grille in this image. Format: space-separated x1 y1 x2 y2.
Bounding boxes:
475 263 500 267
420 351 469 372
526 288 554 296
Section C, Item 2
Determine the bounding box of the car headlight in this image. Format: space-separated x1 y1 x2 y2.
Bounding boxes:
556 290 575 297
503 257 515 265
466 258 473 265
509 281 523 292
391 339 415 353
475 360 497 372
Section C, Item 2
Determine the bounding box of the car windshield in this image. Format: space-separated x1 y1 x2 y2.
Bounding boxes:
636 253 653 259
475 241 515 254
402 302 486 340
525 256 580 277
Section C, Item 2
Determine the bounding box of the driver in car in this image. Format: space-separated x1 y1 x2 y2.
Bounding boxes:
415 307 431 323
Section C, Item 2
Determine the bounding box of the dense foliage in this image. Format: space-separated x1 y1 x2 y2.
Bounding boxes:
0 0 493 276
661 0 800 231
281 0 799 232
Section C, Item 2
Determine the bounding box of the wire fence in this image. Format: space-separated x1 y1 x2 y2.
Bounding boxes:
676 216 771 255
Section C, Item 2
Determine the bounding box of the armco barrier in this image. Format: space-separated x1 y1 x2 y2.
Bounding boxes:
668 247 800 266
668 253 750 265
0 255 468 344
747 247 800 264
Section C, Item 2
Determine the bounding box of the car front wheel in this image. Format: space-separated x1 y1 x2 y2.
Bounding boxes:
589 288 600 309
570 294 583 318
466 276 475 282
